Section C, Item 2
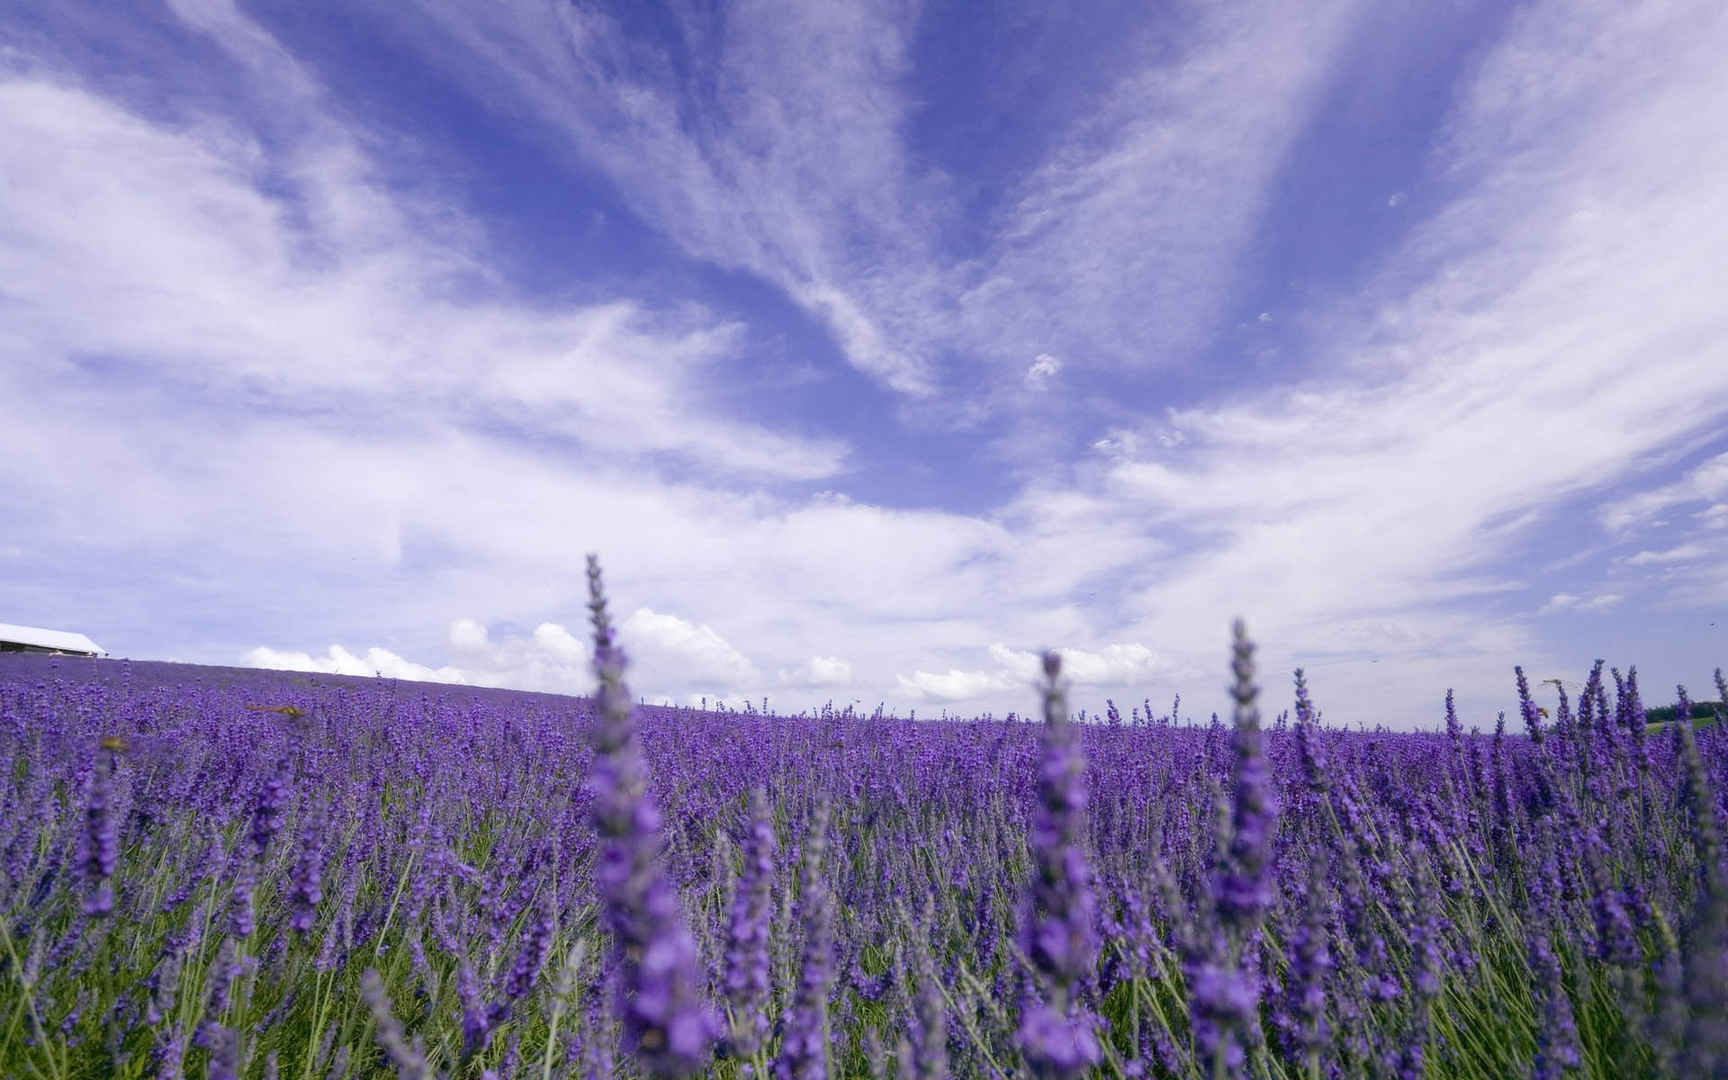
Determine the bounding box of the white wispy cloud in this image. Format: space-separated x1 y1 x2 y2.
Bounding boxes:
0 47 845 480
1624 544 1712 566
1598 451 1728 533
1538 593 1624 615
386 0 941 396
8 0 1728 731
382 0 1371 419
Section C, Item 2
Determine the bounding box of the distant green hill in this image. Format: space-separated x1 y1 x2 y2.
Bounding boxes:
1644 699 1727 728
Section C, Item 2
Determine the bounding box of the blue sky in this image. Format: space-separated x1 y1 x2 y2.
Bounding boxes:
2 0 1725 728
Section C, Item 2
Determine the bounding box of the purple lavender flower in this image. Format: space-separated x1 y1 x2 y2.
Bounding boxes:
1515 666 1544 745
1187 960 1256 1075
586 555 718 1077
498 893 555 1010
774 800 835 1080
723 787 777 1059
903 924 949 1080
201 1023 240 1080
1017 1004 1101 1079
1676 716 1728 1072
289 800 327 935
1016 651 1102 1080
1293 669 1329 796
457 958 490 1058
1187 619 1279 1079
227 852 260 942
1218 620 1279 934
250 763 290 860
81 749 118 917
360 969 430 1080
1277 863 1332 1066
1527 928 1580 1080
1585 825 1637 969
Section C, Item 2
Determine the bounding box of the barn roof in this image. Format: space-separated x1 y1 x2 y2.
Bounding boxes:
0 623 107 656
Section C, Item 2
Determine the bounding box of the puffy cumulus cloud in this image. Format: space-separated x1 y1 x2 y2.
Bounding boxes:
898 640 1184 703
1538 593 1624 615
620 608 759 688
435 619 589 692
448 617 489 650
778 655 853 687
1024 354 1062 389
437 613 761 699
896 667 1017 703
244 644 471 684
987 642 1182 685
531 622 585 662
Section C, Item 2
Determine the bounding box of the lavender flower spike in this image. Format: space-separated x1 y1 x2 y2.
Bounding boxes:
1190 619 1279 1079
723 787 777 1060
1218 619 1279 935
586 555 718 1077
82 747 119 917
360 969 430 1080
1677 717 1728 1073
1016 651 1102 1079
774 799 835 1080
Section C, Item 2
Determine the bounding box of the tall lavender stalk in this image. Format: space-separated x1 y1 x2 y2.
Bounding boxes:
1676 714 1728 1073
586 555 717 1077
1189 618 1279 1080
1016 651 1102 1079
774 799 834 1080
723 787 777 1060
1276 858 1332 1071
81 747 118 917
360 968 430 1080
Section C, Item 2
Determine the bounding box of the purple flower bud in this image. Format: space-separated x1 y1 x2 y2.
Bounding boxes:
1515 666 1543 745
201 1023 240 1080
229 864 257 940
1528 929 1580 1080
1021 652 1099 1000
1217 620 1279 934
360 969 429 1080
723 788 777 1059
501 895 555 1005
1278 866 1333 1062
1017 1003 1101 1079
458 959 490 1058
774 800 835 1080
903 922 949 1080
289 801 327 935
249 764 290 860
1676 717 1728 1073
82 751 118 917
586 556 718 1077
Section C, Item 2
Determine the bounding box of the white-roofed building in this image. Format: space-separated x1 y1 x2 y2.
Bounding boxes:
0 623 108 657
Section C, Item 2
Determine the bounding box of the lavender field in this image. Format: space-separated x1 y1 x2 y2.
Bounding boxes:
2 560 1726 1079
